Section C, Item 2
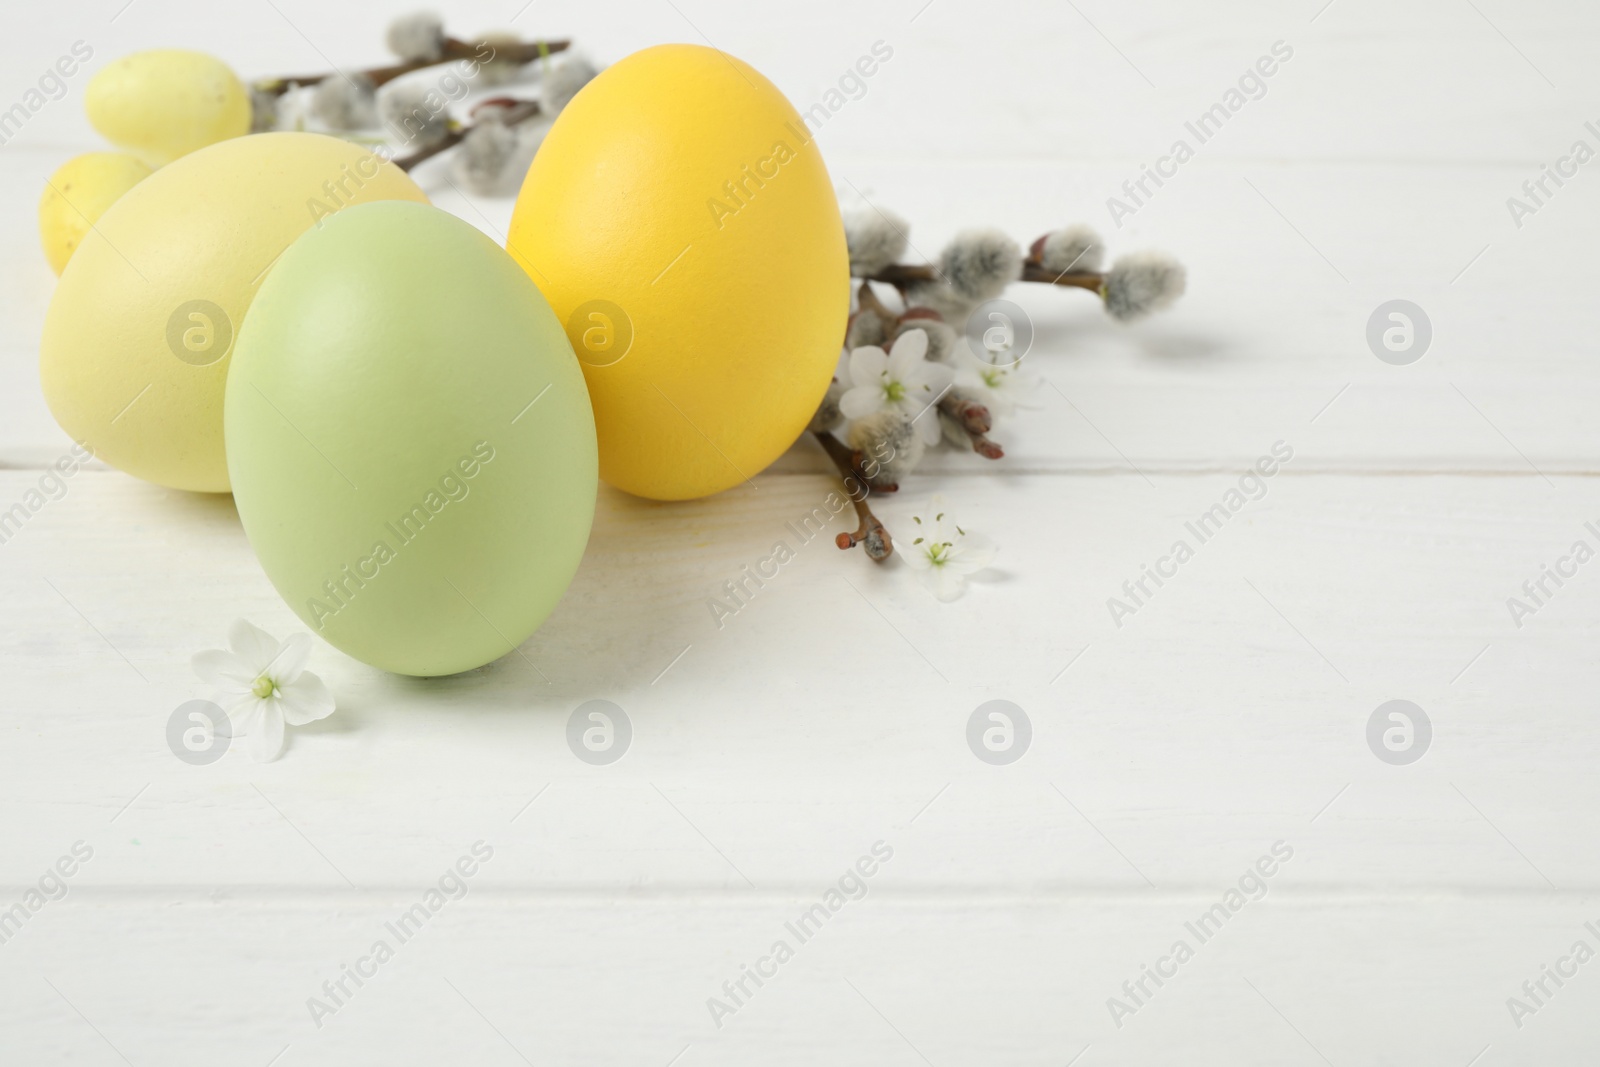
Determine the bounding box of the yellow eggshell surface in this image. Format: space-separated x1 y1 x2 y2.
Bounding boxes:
86 50 250 166
40 133 427 493
507 44 850 501
38 152 153 274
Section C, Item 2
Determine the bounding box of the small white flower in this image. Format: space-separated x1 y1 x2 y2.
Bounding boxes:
903 495 996 602
950 346 1038 419
839 329 954 447
192 620 335 762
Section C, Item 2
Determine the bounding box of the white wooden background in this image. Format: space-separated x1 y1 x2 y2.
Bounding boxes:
4 0 1600 1063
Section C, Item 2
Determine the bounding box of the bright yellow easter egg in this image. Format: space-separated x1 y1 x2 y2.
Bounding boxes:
507 44 849 501
40 133 427 493
85 50 250 166
38 152 153 274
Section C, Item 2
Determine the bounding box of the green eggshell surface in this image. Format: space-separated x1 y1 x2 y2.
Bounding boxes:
225 201 598 677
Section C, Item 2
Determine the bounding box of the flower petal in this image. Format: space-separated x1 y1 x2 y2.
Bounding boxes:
249 707 286 762
840 385 885 420
916 361 955 393
192 649 255 691
902 545 933 571
911 408 944 447
917 496 958 542
924 563 967 602
848 345 888 386
266 632 313 686
227 619 281 673
888 327 928 375
279 672 336 726
227 698 266 736
950 532 998 573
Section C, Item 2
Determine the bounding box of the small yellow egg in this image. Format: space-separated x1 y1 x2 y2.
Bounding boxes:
38 152 153 275
85 49 251 166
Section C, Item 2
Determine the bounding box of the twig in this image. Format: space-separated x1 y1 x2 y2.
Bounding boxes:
393 98 541 172
254 39 570 96
812 431 893 562
937 395 1003 459
863 261 1104 295
393 129 465 171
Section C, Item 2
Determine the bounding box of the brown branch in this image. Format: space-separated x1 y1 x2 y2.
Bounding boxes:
861 261 1105 295
812 431 893 562
1020 263 1104 292
394 128 465 171
937 395 1003 459
393 99 540 171
442 37 571 66
856 278 897 321
253 39 571 96
255 59 441 96
966 432 1004 460
939 394 990 436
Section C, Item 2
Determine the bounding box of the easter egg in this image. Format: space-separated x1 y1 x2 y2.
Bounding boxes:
225 201 598 677
40 132 426 493
38 152 153 274
85 50 251 166
506 44 849 501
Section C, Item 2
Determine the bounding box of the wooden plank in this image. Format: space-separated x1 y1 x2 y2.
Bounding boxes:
1 469 1597 891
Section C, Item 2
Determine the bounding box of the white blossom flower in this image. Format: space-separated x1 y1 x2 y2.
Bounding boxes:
903 495 996 601
839 329 954 447
949 345 1038 419
192 620 335 762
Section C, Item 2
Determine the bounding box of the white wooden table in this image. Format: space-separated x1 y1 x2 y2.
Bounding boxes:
4 0 1598 1063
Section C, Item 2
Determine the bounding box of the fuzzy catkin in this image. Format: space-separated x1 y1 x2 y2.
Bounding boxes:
457 114 523 195
540 55 599 113
939 229 1023 302
312 74 378 131
848 411 925 487
1038 224 1103 274
809 380 848 434
895 319 959 365
381 83 451 148
1104 251 1186 321
387 12 447 62
843 206 910 277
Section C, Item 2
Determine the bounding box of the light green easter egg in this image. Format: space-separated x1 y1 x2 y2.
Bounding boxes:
225 201 598 676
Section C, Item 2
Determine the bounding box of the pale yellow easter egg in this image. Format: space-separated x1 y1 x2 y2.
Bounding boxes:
40 132 428 492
